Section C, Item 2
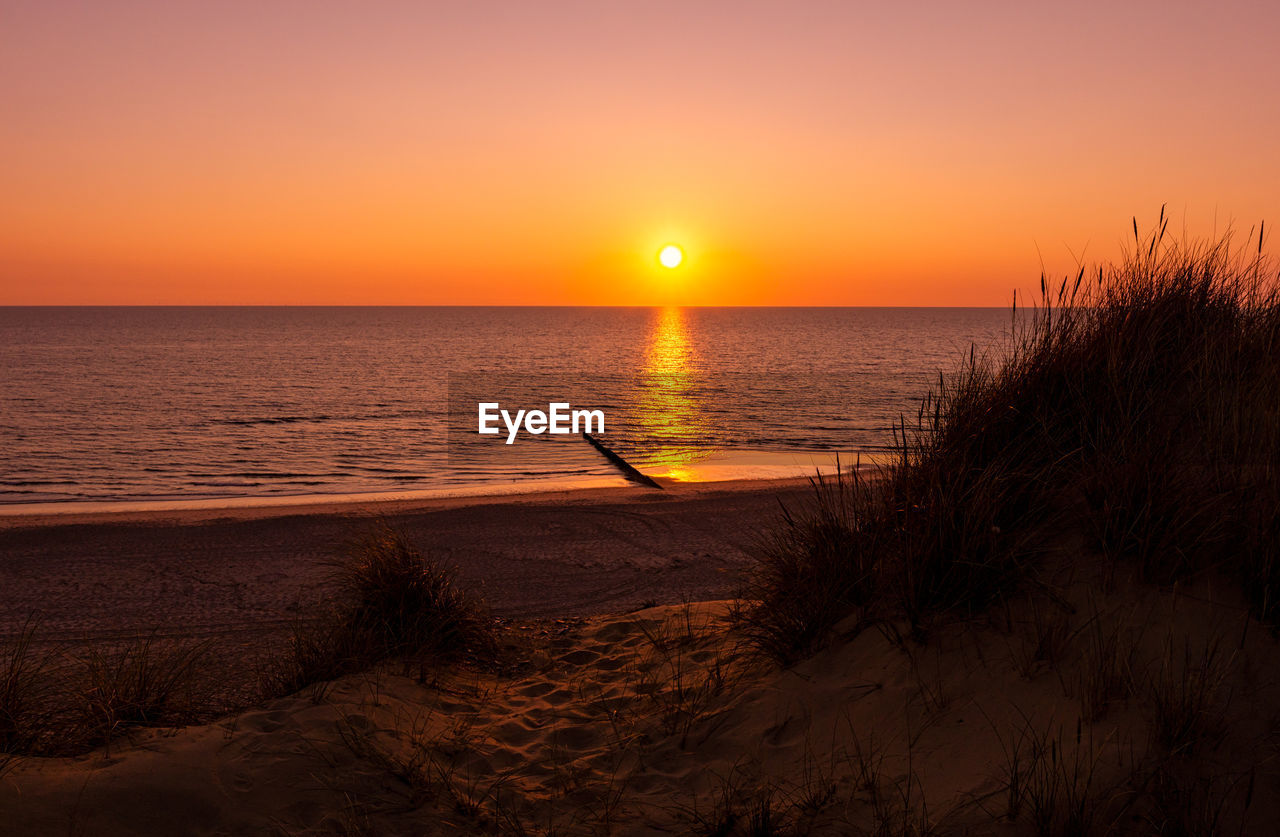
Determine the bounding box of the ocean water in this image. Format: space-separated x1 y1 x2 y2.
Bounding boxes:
0 307 1011 506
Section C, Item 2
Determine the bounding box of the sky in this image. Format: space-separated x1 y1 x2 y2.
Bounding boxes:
2 0 1278 305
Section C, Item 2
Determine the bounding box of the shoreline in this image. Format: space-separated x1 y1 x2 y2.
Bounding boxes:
0 472 829 530
0 448 881 529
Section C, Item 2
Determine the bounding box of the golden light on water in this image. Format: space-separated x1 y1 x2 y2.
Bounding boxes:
632 307 709 476
658 245 684 269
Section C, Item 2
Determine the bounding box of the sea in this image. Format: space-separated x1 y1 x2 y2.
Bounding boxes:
0 307 1013 508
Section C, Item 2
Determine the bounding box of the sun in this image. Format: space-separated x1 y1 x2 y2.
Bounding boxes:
658 244 684 269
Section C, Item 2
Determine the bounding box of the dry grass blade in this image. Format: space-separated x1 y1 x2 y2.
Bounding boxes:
0 616 56 756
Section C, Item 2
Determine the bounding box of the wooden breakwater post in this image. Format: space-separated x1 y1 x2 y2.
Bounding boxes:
581 433 663 489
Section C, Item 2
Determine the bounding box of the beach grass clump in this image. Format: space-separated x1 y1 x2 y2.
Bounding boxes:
75 635 209 749
1073 609 1140 723
880 396 1052 631
334 527 491 658
1 627 210 756
268 525 495 695
1145 635 1233 757
738 466 881 664
0 620 55 756
742 213 1280 660
1237 484 1280 624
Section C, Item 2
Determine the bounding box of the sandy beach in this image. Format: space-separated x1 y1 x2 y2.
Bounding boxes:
0 477 812 651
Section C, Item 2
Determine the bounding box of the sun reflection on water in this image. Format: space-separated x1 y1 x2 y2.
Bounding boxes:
631 307 712 477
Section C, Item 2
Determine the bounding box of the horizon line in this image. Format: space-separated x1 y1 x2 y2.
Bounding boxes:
0 303 1013 309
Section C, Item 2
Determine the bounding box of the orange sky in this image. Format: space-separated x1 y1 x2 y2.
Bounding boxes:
2 1 1277 306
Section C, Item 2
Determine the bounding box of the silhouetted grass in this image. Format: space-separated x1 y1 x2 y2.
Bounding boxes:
1146 635 1233 757
265 525 496 695
1073 608 1139 724
742 212 1279 661
75 635 209 749
0 619 55 756
0 627 209 757
738 464 881 664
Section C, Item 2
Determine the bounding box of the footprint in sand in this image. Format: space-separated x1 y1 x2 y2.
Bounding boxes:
764 714 807 747
557 648 601 667
492 719 540 748
518 681 556 699
543 723 601 752
593 655 629 672
240 709 290 734
592 621 640 644
542 687 577 705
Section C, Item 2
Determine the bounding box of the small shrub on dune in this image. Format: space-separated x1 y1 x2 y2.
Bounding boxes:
267 525 495 695
334 527 491 659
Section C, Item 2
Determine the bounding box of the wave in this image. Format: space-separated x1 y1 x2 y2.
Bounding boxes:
185 471 353 479
205 409 427 428
0 479 79 486
209 415 329 426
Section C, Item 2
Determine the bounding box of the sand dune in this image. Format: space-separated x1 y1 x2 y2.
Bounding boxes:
6 552 1277 834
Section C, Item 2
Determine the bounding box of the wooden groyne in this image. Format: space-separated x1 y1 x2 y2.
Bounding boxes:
581 433 663 489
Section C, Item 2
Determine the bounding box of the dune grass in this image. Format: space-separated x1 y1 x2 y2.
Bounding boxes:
264 524 497 696
742 213 1279 662
0 627 210 757
74 635 209 749
734 214 1278 837
0 619 54 757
